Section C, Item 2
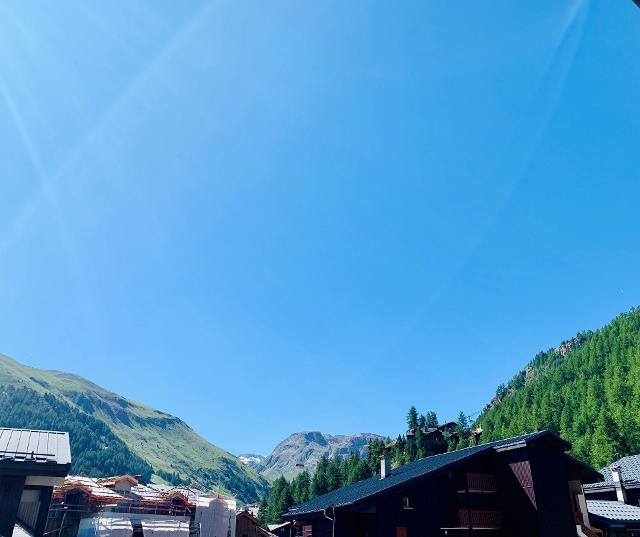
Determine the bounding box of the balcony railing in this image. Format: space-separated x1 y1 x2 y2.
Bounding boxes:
466 473 497 493
458 509 501 529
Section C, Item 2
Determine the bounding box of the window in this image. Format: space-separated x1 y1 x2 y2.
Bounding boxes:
402 496 413 509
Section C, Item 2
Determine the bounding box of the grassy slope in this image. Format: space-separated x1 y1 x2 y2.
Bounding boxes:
0 353 269 502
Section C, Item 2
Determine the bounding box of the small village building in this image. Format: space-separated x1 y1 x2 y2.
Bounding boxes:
266 522 290 537
283 431 601 537
584 454 640 536
0 427 72 537
235 510 273 537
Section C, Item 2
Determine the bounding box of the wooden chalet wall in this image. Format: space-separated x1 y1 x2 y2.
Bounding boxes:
528 443 576 536
369 476 441 537
495 448 539 536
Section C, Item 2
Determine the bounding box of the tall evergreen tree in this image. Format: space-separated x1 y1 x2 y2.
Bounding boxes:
266 476 292 524
424 411 439 428
407 406 419 431
312 456 330 497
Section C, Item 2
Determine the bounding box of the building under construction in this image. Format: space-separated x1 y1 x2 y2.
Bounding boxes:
45 475 236 537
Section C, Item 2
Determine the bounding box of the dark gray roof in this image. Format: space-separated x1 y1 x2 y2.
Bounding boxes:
286 431 562 517
585 454 640 491
0 427 71 465
588 500 640 524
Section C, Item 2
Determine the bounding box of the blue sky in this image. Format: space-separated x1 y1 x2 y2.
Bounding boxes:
0 1 639 456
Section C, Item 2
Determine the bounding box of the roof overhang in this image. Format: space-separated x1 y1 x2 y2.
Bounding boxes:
0 460 71 478
494 430 571 453
564 454 603 484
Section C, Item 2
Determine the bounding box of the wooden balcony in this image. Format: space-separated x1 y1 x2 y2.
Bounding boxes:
456 472 497 493
465 473 497 493
457 509 501 529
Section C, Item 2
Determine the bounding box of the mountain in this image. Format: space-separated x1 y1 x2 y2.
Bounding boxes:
252 431 384 481
475 306 640 470
238 454 265 466
0 353 269 503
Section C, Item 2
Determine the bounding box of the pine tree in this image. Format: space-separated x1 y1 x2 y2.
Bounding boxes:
257 499 269 527
407 406 419 431
418 414 427 430
312 456 330 496
291 470 312 504
266 476 292 524
424 411 439 428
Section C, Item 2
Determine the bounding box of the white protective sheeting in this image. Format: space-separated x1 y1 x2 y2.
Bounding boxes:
141 518 190 537
196 496 236 537
78 516 133 537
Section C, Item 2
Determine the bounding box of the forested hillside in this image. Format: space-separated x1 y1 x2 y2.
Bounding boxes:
0 354 269 503
0 384 153 479
476 307 640 469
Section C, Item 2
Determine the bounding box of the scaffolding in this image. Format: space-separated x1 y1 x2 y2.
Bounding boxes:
46 476 236 537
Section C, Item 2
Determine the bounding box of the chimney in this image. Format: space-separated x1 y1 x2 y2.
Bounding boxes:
380 454 391 479
611 466 627 502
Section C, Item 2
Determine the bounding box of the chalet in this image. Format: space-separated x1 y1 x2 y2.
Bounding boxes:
584 454 640 535
283 431 602 537
236 510 273 537
0 427 72 537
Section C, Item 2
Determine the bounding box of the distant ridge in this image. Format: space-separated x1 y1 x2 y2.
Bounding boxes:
248 431 383 481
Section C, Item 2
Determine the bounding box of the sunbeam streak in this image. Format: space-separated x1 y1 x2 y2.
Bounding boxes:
377 0 592 358
0 1 214 258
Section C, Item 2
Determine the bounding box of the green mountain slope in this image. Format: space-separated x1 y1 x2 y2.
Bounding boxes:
0 354 269 503
476 307 640 469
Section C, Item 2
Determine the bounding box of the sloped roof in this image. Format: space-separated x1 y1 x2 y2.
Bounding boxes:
286 431 562 517
141 484 205 503
268 522 290 531
56 476 125 502
585 454 640 490
131 484 168 502
0 427 71 466
98 475 139 487
588 500 640 524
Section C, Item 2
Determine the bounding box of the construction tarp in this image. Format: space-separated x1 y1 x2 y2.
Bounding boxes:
141 519 190 537
78 516 133 537
196 496 236 537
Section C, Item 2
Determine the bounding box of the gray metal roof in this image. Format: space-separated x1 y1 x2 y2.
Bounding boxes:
588 500 640 523
0 427 71 465
585 454 640 490
286 431 563 517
